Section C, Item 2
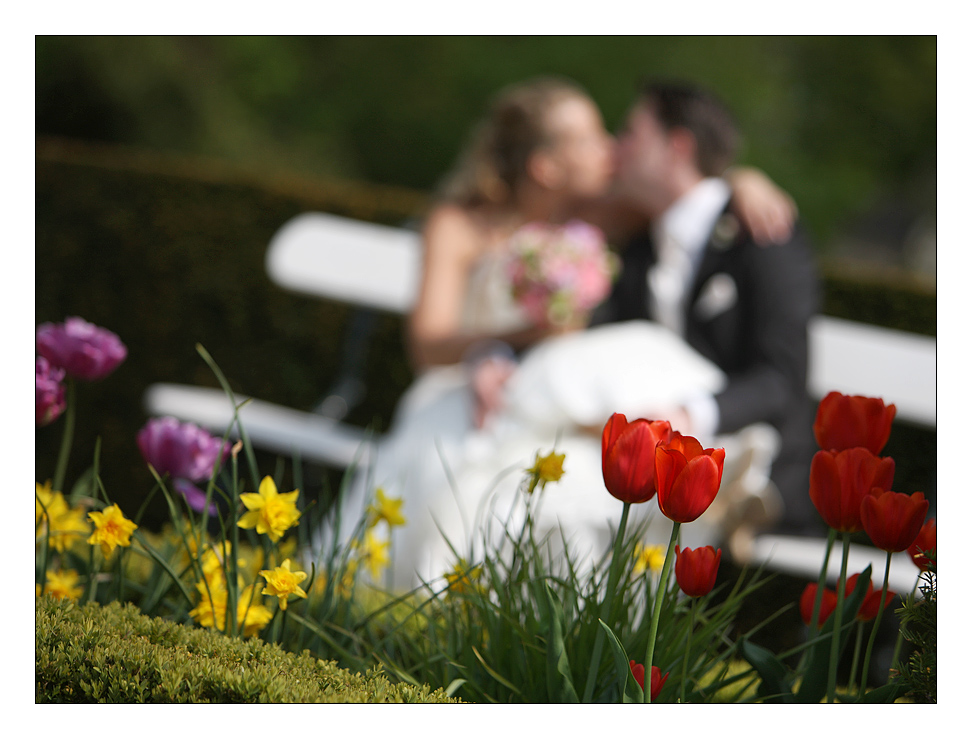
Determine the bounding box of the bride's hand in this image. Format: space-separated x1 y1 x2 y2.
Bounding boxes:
726 167 798 246
471 355 518 429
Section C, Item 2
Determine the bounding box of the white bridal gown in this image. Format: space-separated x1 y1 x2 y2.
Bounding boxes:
324 250 781 591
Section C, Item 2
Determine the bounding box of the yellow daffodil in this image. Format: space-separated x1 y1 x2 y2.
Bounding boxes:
633 543 667 576
36 483 90 553
37 569 84 601
354 530 391 581
259 558 308 610
366 487 407 530
87 504 138 558
524 450 566 494
236 585 274 636
199 540 247 587
35 481 59 529
189 579 272 637
325 560 357 599
237 476 301 542
444 559 484 596
48 506 90 554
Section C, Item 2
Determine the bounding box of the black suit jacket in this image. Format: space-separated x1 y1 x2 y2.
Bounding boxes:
592 202 822 534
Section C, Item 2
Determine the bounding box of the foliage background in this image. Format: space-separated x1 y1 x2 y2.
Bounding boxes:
36 36 936 254
34 36 936 530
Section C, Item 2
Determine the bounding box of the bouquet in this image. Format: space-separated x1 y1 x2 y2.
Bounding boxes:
505 220 618 327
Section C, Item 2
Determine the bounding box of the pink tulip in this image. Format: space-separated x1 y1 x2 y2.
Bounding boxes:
37 317 127 381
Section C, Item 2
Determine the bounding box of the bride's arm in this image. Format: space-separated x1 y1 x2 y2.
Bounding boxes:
726 167 798 246
407 204 549 370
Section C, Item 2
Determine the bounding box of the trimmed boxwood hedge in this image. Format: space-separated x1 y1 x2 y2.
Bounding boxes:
35 595 458 703
34 137 936 528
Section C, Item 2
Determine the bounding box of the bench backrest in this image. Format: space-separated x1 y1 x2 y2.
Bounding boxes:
267 212 935 427
266 212 421 314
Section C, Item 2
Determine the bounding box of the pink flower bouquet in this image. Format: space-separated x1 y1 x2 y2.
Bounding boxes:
505 220 617 327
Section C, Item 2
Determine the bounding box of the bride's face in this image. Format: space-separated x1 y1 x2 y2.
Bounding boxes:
536 95 615 198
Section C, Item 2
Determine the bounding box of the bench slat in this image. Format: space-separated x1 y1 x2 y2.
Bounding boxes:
808 315 935 427
142 383 375 469
744 534 921 594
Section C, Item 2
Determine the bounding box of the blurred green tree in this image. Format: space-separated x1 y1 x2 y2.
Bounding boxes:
35 36 935 246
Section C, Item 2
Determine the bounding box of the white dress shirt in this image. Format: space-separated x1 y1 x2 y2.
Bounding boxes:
648 177 731 441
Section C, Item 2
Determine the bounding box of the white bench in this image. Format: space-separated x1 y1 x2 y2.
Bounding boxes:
144 212 936 592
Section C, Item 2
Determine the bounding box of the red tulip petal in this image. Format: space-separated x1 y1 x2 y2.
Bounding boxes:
809 450 843 530
669 432 704 460
604 420 658 503
660 454 721 523
602 413 629 461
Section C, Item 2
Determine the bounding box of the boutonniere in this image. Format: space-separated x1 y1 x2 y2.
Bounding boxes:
711 214 740 251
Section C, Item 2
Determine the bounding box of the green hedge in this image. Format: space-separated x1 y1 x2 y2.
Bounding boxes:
35 596 458 703
34 139 936 527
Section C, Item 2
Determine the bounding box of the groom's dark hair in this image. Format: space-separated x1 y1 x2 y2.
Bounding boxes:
639 79 740 177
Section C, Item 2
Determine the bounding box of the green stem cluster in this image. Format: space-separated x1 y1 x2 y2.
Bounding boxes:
643 521 680 703
826 532 851 703
582 502 630 703
858 551 893 699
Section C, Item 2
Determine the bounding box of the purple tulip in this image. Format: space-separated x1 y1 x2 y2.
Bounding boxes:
36 317 127 381
173 480 219 517
137 417 230 514
36 356 66 426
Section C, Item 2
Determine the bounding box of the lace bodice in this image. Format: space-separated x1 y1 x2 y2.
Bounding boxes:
459 249 531 335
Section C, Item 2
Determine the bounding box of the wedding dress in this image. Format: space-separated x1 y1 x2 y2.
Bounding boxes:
324 249 782 591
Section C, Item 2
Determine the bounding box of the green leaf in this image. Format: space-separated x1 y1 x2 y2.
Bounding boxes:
445 678 467 697
541 581 579 703
598 619 643 703
739 639 793 703
861 679 908 703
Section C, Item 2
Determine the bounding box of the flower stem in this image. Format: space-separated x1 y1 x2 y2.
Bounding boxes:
643 521 680 703
889 572 920 671
227 449 242 638
858 551 893 700
582 501 630 703
52 378 76 494
116 550 125 603
826 531 851 703
681 598 696 703
848 621 864 693
809 528 838 644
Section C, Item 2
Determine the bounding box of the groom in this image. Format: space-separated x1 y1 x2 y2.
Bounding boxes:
593 80 821 538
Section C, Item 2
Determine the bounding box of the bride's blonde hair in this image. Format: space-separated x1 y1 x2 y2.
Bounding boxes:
438 76 590 208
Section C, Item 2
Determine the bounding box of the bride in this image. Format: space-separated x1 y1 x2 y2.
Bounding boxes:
328 77 794 590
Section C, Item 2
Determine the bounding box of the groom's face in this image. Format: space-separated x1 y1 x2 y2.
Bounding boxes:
613 102 678 218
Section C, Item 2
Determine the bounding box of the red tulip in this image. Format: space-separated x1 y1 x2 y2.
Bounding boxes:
601 413 673 504
654 434 725 523
630 660 669 701
860 489 929 553
674 545 721 598
842 572 896 622
809 447 895 532
858 588 896 622
908 518 936 571
799 583 837 627
813 391 896 455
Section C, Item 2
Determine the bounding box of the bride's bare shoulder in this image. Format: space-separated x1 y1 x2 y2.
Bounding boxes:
422 203 482 256
422 201 507 263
